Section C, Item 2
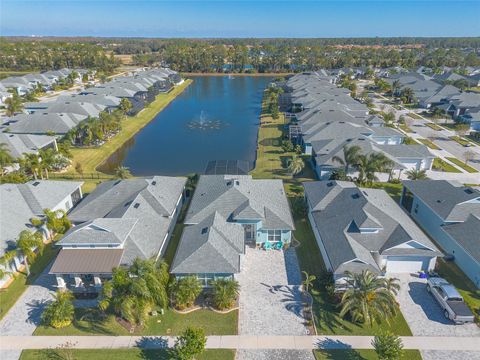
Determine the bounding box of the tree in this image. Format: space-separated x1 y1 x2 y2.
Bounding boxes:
383 111 395 124
41 290 75 329
391 80 401 97
210 278 239 310
463 150 476 165
372 331 404 360
339 270 399 325
454 123 471 138
332 145 362 174
400 87 415 104
99 259 169 327
0 250 16 280
302 271 316 294
0 143 14 176
115 166 131 179
287 156 305 176
281 140 294 153
431 107 445 121
171 276 202 310
405 169 428 180
119 98 133 115
4 92 24 117
356 152 394 185
173 327 207 360
16 230 44 276
32 208 72 236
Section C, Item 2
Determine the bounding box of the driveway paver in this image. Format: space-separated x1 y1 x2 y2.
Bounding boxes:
237 247 314 360
395 273 480 360
0 264 56 360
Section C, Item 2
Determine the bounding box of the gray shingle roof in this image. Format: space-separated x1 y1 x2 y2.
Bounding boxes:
6 112 86 135
66 176 186 266
185 175 294 230
443 215 480 263
0 180 83 257
402 180 480 222
0 132 56 158
304 181 440 275
171 212 245 274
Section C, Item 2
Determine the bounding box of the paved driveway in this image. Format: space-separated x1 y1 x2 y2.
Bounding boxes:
0 264 56 360
395 274 480 360
237 247 314 360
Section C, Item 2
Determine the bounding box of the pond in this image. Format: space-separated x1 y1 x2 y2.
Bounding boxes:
99 76 272 176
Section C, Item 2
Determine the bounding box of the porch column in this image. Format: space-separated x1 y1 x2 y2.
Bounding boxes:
74 276 84 288
94 276 102 289
56 275 66 289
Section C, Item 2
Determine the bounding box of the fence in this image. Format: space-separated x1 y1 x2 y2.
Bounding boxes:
48 172 114 180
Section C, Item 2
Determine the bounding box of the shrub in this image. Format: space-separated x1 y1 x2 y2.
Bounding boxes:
210 278 239 310
171 276 202 310
173 327 207 360
41 291 75 329
372 331 404 360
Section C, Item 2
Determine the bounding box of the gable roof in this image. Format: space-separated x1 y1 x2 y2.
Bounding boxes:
0 132 56 158
443 215 480 264
304 181 440 275
403 180 480 222
185 175 294 230
171 212 245 274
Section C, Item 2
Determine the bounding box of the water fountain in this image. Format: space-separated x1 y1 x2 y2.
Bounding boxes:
187 110 223 130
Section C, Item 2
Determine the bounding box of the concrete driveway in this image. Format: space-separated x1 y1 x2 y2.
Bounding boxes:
395 274 480 360
236 247 314 360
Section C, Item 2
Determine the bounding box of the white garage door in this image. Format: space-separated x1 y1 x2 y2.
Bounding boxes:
386 256 431 273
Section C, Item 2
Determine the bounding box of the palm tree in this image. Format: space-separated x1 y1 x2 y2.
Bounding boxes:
171 276 202 310
41 290 75 329
21 153 43 180
302 271 316 294
0 143 13 176
356 153 394 185
400 87 415 104
115 166 131 179
16 230 44 276
385 277 401 296
0 250 17 280
4 92 24 117
391 80 401 97
287 156 305 176
99 259 169 327
405 169 428 180
31 209 72 238
332 145 362 174
119 98 133 115
210 278 239 310
339 270 399 326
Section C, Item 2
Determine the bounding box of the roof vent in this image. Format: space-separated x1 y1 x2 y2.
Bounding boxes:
235 180 240 186
464 189 473 194
152 181 157 186
201 227 208 234
134 203 140 209
114 180 121 185
32 181 40 186
226 181 232 186
352 193 360 199
327 182 334 187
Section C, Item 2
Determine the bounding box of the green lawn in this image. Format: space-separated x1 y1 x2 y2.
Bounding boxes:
20 349 234 360
432 158 461 173
314 349 422 360
365 182 403 203
417 138 441 150
437 259 480 324
34 306 238 336
449 136 473 147
445 157 478 173
0 242 59 320
398 124 413 133
425 122 443 131
57 80 192 176
407 112 422 120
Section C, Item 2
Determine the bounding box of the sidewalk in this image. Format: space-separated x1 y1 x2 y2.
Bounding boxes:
1 335 479 352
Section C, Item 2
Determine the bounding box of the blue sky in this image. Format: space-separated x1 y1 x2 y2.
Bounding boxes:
1 1 479 38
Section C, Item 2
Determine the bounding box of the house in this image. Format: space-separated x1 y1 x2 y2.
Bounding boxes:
5 112 87 135
0 180 83 287
0 132 58 159
171 175 294 285
401 180 480 288
304 181 441 285
50 176 186 291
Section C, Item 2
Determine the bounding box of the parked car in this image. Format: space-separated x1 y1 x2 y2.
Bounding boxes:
427 277 474 324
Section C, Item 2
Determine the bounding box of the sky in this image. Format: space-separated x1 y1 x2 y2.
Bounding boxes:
1 1 479 38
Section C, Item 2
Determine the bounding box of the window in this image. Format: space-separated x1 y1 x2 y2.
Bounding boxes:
267 230 281 242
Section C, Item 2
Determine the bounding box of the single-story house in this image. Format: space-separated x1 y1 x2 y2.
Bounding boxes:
401 180 480 288
50 176 186 292
171 175 294 285
304 181 441 285
0 180 83 287
0 132 58 159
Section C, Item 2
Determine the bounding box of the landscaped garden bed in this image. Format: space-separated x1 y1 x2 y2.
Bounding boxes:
450 135 473 147
417 138 441 150
425 122 443 131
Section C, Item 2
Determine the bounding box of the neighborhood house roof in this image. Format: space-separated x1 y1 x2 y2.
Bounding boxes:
443 215 480 264
50 249 123 275
303 181 441 276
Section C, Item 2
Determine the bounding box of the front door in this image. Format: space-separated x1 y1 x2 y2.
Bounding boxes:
244 224 256 243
